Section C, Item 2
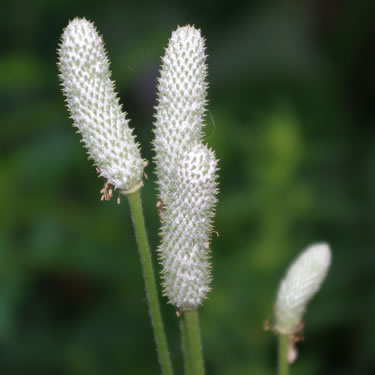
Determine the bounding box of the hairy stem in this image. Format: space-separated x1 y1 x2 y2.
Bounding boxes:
180 313 192 375
181 310 204 375
125 187 173 375
278 334 289 375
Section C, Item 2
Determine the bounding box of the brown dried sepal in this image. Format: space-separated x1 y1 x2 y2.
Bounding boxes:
143 160 149 180
100 181 114 201
156 199 166 220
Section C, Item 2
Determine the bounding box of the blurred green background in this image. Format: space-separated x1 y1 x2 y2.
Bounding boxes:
1 0 375 374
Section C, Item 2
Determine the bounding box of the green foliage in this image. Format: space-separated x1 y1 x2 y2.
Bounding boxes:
1 0 375 374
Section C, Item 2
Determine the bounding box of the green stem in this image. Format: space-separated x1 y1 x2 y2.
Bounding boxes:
180 313 192 375
125 187 173 375
181 310 204 375
278 334 289 375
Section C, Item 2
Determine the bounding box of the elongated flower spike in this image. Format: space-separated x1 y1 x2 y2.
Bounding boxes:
57 18 144 193
154 26 218 310
154 25 208 205
274 243 332 335
159 144 218 309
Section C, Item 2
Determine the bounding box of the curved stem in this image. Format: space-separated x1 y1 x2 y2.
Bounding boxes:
278 334 289 375
181 310 204 375
125 188 173 375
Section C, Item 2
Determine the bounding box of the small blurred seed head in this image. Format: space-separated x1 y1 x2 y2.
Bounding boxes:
275 243 332 335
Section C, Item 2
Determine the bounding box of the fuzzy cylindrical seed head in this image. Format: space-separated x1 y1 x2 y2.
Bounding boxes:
275 243 332 335
159 145 218 309
57 18 144 191
154 26 218 310
154 25 208 205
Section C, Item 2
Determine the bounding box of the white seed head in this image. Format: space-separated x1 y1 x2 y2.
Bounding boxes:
57 18 144 191
275 243 332 335
154 26 218 309
159 145 218 309
154 25 208 204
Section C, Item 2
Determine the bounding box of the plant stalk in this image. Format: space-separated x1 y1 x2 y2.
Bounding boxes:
125 187 173 375
278 334 289 375
180 313 192 375
181 310 204 375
